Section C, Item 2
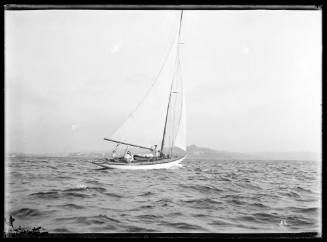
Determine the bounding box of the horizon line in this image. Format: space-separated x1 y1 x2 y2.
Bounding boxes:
6 145 321 155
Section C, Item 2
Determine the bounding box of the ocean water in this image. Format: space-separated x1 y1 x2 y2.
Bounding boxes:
5 157 321 233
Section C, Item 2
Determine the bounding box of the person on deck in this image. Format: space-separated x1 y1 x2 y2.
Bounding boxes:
153 145 160 160
112 150 117 159
111 144 119 160
124 151 134 163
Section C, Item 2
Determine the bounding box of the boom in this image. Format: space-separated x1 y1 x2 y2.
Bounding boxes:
104 138 155 152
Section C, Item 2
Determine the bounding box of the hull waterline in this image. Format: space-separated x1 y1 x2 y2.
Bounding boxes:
92 156 186 170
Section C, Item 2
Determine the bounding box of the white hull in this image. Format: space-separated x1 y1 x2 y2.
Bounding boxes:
93 156 186 170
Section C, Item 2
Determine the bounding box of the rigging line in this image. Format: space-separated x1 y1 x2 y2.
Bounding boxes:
173 28 184 142
110 15 180 141
171 135 174 156
168 80 177 151
171 64 179 145
160 24 182 153
178 10 183 41
166 64 178 153
171 10 183 140
163 11 183 152
160 61 176 153
168 135 170 154
173 45 184 143
171 77 181 147
124 16 180 121
168 58 181 155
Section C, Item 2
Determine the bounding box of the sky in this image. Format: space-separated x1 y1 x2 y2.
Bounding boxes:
5 10 322 154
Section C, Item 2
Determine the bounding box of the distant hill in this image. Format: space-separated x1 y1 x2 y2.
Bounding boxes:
186 144 256 160
7 144 321 161
186 144 321 161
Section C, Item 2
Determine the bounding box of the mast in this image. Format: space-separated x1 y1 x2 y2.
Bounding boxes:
160 10 183 156
160 79 174 155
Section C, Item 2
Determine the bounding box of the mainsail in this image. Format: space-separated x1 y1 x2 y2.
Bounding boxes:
109 11 186 155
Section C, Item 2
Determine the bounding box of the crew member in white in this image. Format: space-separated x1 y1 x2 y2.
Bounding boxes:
112 150 117 159
124 151 134 163
153 145 160 160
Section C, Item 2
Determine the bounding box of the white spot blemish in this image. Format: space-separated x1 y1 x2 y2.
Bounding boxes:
110 43 121 54
243 47 250 55
71 124 79 131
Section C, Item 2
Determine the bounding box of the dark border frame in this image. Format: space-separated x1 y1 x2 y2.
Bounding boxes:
2 3 324 239
4 4 322 10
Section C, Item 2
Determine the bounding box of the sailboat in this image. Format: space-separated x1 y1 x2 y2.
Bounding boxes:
92 11 186 170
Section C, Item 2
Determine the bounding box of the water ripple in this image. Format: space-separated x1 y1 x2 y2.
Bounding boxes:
6 157 321 233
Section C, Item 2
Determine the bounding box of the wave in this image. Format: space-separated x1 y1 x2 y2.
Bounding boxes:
29 191 60 199
135 214 163 220
84 179 102 185
295 186 314 194
139 191 155 197
251 212 281 223
156 198 173 207
237 215 259 223
295 197 319 203
29 190 91 199
46 165 58 170
29 186 106 200
179 184 224 194
218 177 232 182
286 215 316 226
138 204 155 209
279 191 301 199
56 203 85 209
64 192 90 198
64 187 106 193
55 214 121 226
9 171 24 178
254 193 281 200
229 199 247 206
209 219 233 226
236 183 262 190
182 197 223 207
11 208 43 218
168 212 183 217
250 202 270 209
287 207 319 214
104 192 123 198
159 221 205 231
56 175 75 180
